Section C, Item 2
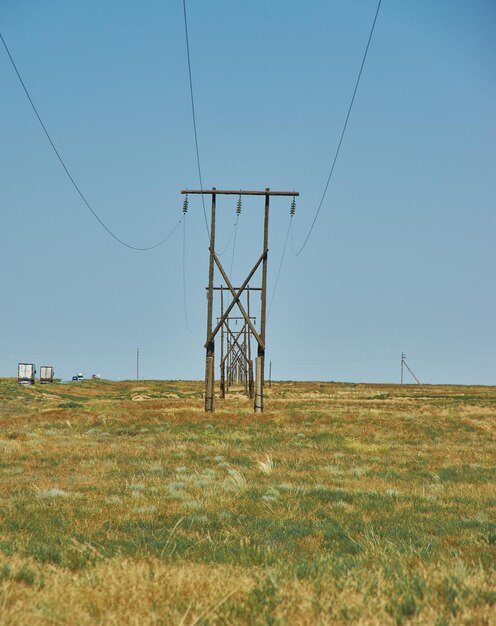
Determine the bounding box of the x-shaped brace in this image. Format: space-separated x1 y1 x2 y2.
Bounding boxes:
221 323 247 366
205 249 266 349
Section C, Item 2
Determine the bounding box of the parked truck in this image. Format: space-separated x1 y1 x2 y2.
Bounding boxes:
39 366 54 384
18 363 36 385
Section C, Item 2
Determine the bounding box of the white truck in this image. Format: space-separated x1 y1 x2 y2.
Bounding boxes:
40 366 54 384
18 363 36 385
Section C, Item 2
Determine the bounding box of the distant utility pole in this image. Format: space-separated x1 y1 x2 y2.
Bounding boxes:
136 348 139 381
269 361 272 387
216 311 257 398
182 187 298 413
401 352 421 386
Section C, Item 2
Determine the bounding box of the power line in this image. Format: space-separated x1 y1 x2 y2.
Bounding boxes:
0 349 133 357
182 0 209 238
228 193 243 280
408 357 494 368
229 215 239 280
293 0 382 256
217 221 237 256
182 215 195 332
267 215 292 318
0 31 182 251
277 354 397 366
139 349 197 361
181 214 204 333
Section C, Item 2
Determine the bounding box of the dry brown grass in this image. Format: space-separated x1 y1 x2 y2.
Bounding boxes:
0 378 495 624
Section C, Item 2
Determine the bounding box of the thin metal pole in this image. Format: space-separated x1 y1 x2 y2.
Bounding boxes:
137 348 139 381
401 352 404 385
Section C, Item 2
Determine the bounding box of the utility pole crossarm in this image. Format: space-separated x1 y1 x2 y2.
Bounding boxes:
181 189 299 197
210 287 262 292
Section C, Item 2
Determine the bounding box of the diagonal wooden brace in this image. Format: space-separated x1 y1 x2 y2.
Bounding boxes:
229 351 245 369
221 324 246 366
212 251 264 347
204 250 266 349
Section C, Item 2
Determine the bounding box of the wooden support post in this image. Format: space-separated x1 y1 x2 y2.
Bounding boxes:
254 356 263 413
254 189 270 411
249 359 254 399
227 320 231 389
220 286 225 398
243 322 248 394
205 189 216 412
205 356 214 412
247 287 254 399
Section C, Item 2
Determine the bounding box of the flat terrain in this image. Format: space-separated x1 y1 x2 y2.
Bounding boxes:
0 378 495 625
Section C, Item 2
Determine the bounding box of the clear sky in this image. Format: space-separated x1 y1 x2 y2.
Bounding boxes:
1 1 495 384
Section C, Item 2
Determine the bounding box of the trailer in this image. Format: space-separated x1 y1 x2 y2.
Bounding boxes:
40 366 54 384
18 363 36 385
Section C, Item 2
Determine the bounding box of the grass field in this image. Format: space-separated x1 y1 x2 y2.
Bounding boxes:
0 378 495 625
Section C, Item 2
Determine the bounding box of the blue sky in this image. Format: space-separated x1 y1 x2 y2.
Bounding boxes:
1 1 495 384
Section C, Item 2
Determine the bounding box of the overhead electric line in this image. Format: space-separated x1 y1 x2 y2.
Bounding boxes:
182 0 210 238
0 31 182 251
182 215 195 332
267 215 292 318
216 221 237 256
181 214 204 332
228 194 243 280
293 0 382 256
0 349 132 357
229 215 239 280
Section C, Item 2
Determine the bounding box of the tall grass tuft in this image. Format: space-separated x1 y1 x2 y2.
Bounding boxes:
257 455 275 475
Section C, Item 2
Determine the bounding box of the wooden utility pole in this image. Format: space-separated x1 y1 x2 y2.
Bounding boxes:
220 287 225 398
218 313 256 394
205 189 216 411
136 348 139 381
401 352 422 386
182 187 298 412
247 287 253 399
255 189 270 412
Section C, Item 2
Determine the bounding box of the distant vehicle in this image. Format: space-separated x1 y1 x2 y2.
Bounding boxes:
39 366 54 384
18 363 36 385
72 373 84 381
